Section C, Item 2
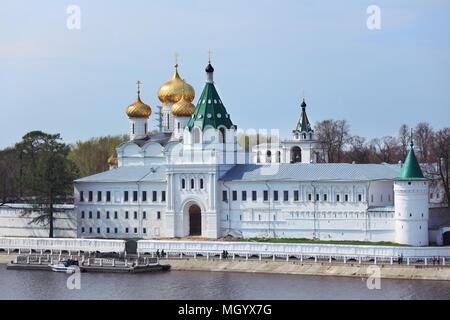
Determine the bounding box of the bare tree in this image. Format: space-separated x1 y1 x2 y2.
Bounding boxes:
398 124 410 160
415 122 434 162
371 136 401 163
425 128 450 214
315 119 351 163
346 135 371 163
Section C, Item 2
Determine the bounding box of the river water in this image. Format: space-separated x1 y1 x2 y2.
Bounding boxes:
1 265 449 300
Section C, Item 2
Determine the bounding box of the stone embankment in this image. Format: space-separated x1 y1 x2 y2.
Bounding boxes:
164 258 450 281
1 253 449 280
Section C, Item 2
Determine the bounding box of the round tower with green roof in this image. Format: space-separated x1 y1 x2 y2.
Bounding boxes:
394 135 429 246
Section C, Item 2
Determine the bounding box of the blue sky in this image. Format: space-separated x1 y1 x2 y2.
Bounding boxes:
0 0 449 148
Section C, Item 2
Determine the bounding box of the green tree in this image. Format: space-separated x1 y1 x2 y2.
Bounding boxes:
0 148 21 205
16 131 78 238
68 134 128 178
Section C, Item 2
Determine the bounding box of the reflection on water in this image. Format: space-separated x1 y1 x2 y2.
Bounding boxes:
1 265 449 300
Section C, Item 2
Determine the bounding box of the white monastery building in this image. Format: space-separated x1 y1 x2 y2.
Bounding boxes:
74 57 432 246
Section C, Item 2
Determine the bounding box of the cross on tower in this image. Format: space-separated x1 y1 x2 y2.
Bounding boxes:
174 52 179 66
207 50 212 64
136 80 142 95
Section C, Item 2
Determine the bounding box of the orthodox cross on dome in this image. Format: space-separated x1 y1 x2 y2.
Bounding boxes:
207 50 212 64
136 80 142 95
174 52 179 67
410 128 419 148
302 89 306 102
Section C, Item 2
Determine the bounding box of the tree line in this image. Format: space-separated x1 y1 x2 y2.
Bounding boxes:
314 120 449 211
0 131 128 237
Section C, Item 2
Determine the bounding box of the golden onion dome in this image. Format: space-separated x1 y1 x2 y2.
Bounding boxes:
171 94 196 117
126 93 151 118
157 64 195 105
107 156 118 167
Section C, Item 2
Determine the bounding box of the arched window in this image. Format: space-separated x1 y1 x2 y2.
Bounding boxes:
144 123 147 134
219 127 226 143
276 151 281 163
257 151 261 163
132 123 135 135
290 146 301 163
266 150 272 163
191 179 195 189
200 178 204 189
194 128 201 143
303 133 306 139
181 179 185 189
167 114 170 130
177 121 181 131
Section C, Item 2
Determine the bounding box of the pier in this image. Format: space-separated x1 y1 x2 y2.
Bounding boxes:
5 253 170 273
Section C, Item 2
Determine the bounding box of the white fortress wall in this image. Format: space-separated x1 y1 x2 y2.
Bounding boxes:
0 205 76 238
75 181 167 239
218 180 396 242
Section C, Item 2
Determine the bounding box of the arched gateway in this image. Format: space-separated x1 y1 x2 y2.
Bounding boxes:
444 231 450 246
189 204 202 236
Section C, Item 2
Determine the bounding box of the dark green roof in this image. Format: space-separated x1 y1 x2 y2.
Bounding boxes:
294 99 312 133
187 82 234 130
397 143 426 180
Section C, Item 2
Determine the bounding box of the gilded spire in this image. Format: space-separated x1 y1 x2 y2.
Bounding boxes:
207 50 212 64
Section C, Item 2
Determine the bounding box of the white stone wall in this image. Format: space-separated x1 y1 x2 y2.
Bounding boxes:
0 205 76 238
217 180 397 242
368 181 394 206
75 182 167 239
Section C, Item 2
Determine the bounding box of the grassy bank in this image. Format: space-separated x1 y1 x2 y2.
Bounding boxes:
244 238 411 247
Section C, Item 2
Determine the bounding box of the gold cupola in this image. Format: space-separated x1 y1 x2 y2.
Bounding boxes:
107 155 118 167
157 54 195 105
171 89 196 117
126 81 151 118
107 145 118 168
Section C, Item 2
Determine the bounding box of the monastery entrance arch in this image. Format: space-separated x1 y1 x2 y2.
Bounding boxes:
443 231 450 246
188 204 202 236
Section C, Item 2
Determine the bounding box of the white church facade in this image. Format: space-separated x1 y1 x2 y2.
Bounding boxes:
74 58 430 246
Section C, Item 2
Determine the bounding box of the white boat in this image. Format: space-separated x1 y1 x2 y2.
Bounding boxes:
49 260 79 273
